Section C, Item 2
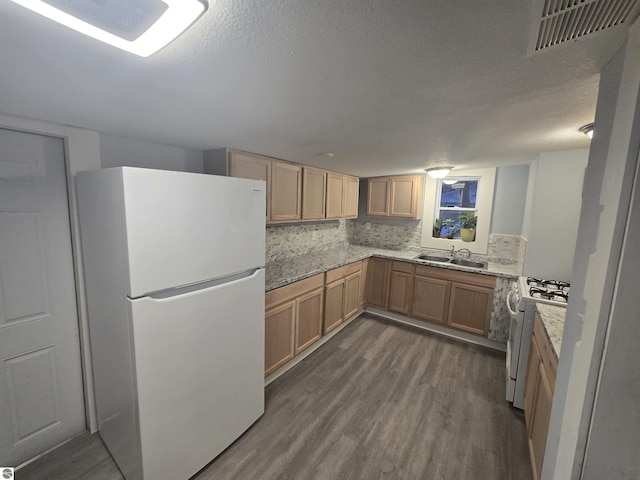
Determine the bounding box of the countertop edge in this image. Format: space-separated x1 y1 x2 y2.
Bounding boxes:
535 303 566 360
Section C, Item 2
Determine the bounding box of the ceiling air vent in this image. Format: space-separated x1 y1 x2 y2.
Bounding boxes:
527 0 640 53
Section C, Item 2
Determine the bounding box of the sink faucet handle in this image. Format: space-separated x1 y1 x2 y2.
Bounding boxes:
450 245 455 257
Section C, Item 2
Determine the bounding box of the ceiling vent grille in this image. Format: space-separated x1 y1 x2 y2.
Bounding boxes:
529 0 640 53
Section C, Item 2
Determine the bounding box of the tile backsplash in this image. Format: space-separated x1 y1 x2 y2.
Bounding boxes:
266 220 349 262
268 220 526 269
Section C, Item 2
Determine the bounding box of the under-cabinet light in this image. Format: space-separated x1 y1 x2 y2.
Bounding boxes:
10 0 208 57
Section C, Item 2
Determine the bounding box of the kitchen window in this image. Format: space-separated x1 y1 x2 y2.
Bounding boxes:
421 168 496 254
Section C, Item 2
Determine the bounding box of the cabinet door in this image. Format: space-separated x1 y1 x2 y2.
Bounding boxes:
411 275 450 324
295 287 324 354
387 271 413 315
343 271 362 319
359 258 369 306
390 175 421 218
324 279 345 333
366 257 390 308
265 300 295 376
326 172 345 219
529 362 553 480
344 176 360 218
302 167 326 220
367 178 390 216
524 335 542 428
447 283 493 336
271 161 302 222
229 151 271 220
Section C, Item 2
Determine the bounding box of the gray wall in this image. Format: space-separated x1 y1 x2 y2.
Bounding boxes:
522 149 589 282
100 134 203 172
490 164 529 235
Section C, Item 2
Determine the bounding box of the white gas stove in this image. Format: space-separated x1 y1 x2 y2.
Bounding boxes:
506 276 569 409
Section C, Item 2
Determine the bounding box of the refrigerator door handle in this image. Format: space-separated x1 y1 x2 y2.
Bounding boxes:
137 268 263 301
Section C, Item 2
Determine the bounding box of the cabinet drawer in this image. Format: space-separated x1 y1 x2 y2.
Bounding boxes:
414 264 496 289
391 261 414 274
325 261 362 283
266 273 325 308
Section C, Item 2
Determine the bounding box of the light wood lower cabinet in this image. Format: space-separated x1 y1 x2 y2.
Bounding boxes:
411 274 450 324
386 262 495 336
524 311 558 480
324 261 363 333
359 258 369 307
447 282 494 336
265 273 324 376
387 262 414 315
264 301 296 376
324 278 345 334
367 257 390 308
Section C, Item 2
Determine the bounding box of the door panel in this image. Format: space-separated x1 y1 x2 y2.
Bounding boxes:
0 128 85 466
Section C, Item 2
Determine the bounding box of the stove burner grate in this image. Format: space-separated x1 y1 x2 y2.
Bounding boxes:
529 287 569 303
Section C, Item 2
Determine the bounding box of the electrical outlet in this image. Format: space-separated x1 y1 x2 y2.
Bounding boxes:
365 222 371 231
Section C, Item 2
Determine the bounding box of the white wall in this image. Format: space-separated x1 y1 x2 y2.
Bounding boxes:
490 164 529 235
100 133 203 172
522 149 589 282
543 19 640 480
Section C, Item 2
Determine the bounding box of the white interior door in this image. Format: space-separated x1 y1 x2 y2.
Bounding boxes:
0 128 85 466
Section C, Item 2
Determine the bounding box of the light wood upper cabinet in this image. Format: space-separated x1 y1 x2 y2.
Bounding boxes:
344 176 360 219
302 167 327 220
326 172 345 219
390 175 422 218
367 177 390 216
367 175 422 219
271 161 302 222
327 173 359 219
205 148 357 223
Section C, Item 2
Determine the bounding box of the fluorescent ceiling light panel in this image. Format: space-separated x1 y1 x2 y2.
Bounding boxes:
10 0 208 57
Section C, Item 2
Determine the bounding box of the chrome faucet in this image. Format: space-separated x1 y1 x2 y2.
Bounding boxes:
456 248 472 259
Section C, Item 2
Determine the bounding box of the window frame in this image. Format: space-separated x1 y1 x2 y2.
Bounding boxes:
420 168 496 254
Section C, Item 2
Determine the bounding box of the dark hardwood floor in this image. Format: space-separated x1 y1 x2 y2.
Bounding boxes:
18 314 531 480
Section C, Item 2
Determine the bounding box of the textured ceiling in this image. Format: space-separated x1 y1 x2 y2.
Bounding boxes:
0 0 635 176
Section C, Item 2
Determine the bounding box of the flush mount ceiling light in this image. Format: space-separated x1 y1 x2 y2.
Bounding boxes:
579 123 595 139
10 0 208 57
425 166 453 179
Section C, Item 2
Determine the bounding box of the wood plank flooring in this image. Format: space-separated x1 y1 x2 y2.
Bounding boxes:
17 314 531 480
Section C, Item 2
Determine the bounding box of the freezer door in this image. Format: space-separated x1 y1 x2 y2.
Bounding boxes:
121 168 266 297
129 268 265 480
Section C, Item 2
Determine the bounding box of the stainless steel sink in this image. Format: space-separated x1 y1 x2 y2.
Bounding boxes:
416 254 450 263
449 258 486 269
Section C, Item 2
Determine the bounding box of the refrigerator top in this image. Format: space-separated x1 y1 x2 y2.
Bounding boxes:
78 167 266 298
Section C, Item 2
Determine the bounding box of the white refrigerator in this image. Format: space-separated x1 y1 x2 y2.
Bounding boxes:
76 167 266 480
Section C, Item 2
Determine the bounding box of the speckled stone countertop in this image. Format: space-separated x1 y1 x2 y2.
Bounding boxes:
536 303 566 359
265 246 522 291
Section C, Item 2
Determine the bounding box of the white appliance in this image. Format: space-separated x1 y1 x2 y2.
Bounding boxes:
76 167 266 480
506 277 569 409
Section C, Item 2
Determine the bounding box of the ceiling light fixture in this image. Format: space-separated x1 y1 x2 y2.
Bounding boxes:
579 123 594 139
425 166 453 179
9 0 208 57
